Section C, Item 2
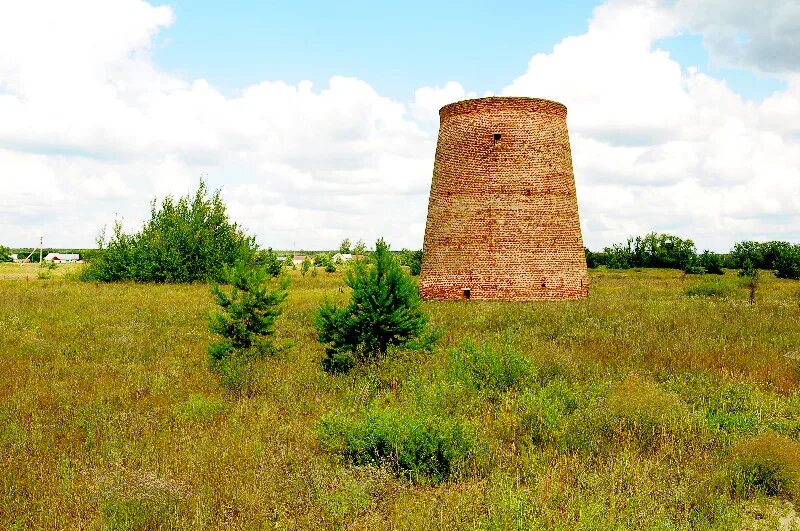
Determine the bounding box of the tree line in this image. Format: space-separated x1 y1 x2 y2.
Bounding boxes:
585 233 800 279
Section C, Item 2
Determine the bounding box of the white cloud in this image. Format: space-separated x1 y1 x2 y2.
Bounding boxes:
0 0 798 252
502 0 800 250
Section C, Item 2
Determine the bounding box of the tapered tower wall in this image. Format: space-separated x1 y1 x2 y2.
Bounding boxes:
419 97 588 301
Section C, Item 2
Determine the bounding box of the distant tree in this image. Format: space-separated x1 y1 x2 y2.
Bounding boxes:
399 249 423 276
284 256 295 270
584 248 607 269
352 239 367 257
315 238 433 373
731 241 766 269
338 239 351 254
774 244 800 280
82 180 255 283
698 251 724 275
0 245 12 262
253 248 283 278
208 259 289 387
314 253 336 273
603 243 633 269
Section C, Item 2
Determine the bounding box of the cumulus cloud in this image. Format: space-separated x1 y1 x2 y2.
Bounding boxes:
661 0 800 74
0 0 798 252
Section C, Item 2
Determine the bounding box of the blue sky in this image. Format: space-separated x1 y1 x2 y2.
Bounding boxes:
152 1 600 99
152 1 784 102
1 0 799 251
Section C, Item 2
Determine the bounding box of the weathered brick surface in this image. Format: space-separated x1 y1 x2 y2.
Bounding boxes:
420 97 589 301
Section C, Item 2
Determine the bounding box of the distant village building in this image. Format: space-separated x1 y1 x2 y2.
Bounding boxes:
44 253 80 263
332 253 353 262
9 254 18 262
292 255 307 266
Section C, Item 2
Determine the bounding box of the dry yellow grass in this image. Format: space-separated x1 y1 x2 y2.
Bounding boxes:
1 264 800 529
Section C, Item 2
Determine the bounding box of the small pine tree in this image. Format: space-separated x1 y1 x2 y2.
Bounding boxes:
315 238 433 373
208 259 288 366
301 257 311 276
739 258 759 306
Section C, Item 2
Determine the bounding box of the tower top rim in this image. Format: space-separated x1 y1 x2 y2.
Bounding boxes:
439 97 567 120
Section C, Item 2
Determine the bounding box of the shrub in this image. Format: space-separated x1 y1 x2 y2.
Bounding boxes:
315 238 432 373
317 407 476 483
449 339 533 395
207 259 288 373
82 180 255 283
730 432 800 501
0 245 12 262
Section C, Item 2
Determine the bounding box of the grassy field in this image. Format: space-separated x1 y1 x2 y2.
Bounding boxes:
2 262 800 529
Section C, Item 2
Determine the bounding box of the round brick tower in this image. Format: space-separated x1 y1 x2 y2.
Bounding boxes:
419 96 589 301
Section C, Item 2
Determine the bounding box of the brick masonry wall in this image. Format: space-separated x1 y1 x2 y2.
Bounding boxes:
420 97 589 301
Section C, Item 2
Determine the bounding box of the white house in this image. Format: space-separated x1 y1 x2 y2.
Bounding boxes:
44 253 80 263
292 255 307 266
332 253 353 263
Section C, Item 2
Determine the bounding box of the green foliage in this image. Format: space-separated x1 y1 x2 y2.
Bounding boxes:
253 248 284 278
207 259 288 367
314 253 337 273
774 244 800 280
82 180 255 283
315 239 431 373
698 250 725 275
352 239 367 257
338 238 351 254
738 258 756 278
317 406 476 483
399 249 423 276
301 257 311 276
0 245 12 262
449 339 533 396
730 432 800 501
603 232 697 270
584 247 606 269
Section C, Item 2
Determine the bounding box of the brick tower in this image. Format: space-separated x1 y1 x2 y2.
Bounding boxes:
419 97 588 301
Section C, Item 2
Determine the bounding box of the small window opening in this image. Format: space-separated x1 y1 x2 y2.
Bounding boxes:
541 282 546 288
462 288 471 300
493 133 502 143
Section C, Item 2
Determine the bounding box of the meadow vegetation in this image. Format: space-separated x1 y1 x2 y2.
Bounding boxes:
2 262 800 528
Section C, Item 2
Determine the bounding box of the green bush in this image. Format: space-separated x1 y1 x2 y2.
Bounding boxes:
730 432 800 501
82 180 255 283
0 245 12 262
449 339 533 395
315 239 433 373
317 407 476 483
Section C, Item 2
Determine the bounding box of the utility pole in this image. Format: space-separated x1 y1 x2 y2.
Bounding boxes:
40 235 43 263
